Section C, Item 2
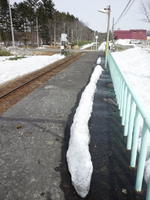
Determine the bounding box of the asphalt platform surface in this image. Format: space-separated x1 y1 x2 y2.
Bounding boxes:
0 52 98 200
0 52 145 200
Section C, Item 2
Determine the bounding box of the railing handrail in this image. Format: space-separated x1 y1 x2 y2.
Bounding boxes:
108 51 150 199
109 52 150 131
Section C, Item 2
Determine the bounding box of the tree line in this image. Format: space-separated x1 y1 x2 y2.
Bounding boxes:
0 0 102 46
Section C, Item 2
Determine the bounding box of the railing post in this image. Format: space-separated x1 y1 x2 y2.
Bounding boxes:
122 87 128 126
135 125 149 192
118 79 123 110
124 93 131 136
130 111 141 166
120 82 125 117
146 178 150 200
127 101 136 147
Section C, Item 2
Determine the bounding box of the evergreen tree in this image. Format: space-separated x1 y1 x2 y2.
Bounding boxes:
0 0 97 46
38 0 54 44
0 0 11 45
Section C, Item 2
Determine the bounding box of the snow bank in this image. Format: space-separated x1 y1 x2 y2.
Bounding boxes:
67 65 103 198
112 47 150 116
97 57 101 65
0 56 14 62
80 43 94 50
0 54 64 85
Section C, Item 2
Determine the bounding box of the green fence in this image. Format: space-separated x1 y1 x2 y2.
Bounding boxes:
107 52 150 200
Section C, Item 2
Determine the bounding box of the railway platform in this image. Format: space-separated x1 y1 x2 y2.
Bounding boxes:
0 52 145 200
0 52 98 200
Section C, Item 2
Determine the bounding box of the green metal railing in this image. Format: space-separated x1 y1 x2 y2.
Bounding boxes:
107 52 150 200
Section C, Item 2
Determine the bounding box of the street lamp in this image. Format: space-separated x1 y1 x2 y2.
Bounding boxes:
7 0 15 47
98 5 111 68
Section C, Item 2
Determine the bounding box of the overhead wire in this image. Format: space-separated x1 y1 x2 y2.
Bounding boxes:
122 0 136 19
114 0 135 26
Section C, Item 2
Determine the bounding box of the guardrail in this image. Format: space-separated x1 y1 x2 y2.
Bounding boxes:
107 52 150 200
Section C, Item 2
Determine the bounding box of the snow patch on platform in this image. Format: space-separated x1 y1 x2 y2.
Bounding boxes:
98 42 106 51
67 65 103 198
97 57 101 65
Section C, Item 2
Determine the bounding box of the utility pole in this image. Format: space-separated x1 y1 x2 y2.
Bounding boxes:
112 17 115 47
8 0 15 47
105 5 111 68
53 22 56 46
98 5 111 68
36 16 39 47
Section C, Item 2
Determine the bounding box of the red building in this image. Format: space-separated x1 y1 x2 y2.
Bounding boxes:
114 30 147 40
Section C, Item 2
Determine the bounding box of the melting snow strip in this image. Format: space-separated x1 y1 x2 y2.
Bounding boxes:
66 61 103 198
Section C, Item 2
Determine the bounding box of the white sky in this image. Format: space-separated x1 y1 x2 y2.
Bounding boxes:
11 0 150 32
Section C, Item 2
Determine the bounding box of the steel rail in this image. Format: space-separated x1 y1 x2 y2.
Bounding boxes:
0 53 82 100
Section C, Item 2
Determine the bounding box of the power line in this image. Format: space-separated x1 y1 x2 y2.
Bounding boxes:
122 0 135 19
114 0 135 26
114 0 133 25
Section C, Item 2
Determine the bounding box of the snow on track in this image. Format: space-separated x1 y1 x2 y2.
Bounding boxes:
0 54 64 85
67 64 103 198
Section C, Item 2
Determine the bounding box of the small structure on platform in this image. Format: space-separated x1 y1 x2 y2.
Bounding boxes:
60 33 68 54
114 29 147 40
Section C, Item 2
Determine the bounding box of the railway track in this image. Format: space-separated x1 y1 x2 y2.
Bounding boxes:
0 53 83 114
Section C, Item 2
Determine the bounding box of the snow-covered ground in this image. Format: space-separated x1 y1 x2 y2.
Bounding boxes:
112 47 150 116
112 47 150 184
67 60 103 198
115 39 133 46
80 43 95 50
0 54 64 85
0 56 13 62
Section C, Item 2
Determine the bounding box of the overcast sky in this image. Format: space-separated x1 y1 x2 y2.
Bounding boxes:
11 0 150 32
